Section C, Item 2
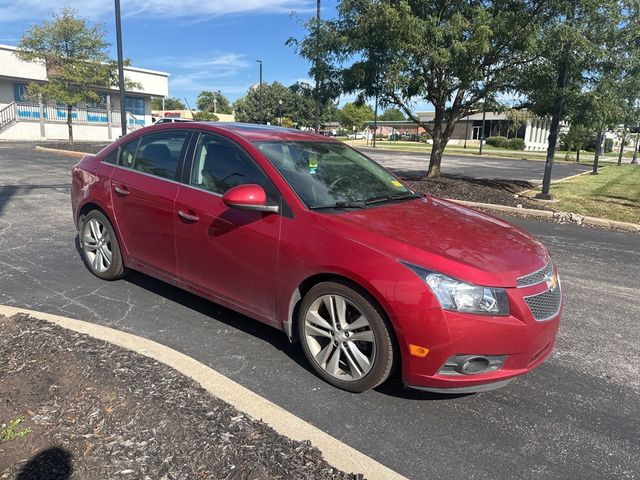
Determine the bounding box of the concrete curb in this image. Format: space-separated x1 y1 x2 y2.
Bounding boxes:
35 145 88 158
0 305 406 480
446 198 640 232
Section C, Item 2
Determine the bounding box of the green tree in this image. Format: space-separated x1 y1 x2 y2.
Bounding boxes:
516 0 633 180
192 111 219 121
379 108 406 121
196 90 232 114
151 97 186 110
560 124 594 162
338 102 374 131
17 8 134 143
294 0 547 176
233 81 337 128
505 109 531 138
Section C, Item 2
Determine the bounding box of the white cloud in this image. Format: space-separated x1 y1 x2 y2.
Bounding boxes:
147 52 253 96
0 0 313 23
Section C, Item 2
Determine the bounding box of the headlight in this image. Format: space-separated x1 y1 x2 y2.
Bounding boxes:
403 263 510 316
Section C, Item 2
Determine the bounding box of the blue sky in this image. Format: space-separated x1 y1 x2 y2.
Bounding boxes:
0 1 348 106
0 0 443 111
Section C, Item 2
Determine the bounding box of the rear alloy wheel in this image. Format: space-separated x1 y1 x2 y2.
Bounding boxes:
81 210 126 280
298 282 394 392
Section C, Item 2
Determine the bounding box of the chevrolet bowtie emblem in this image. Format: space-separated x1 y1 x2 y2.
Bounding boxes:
546 273 559 291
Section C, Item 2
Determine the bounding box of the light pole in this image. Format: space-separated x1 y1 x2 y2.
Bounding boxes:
256 60 263 124
314 0 321 133
478 104 487 155
114 0 127 137
631 126 640 164
278 99 283 126
464 115 469 149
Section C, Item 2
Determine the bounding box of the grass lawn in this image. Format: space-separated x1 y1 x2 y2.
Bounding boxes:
546 165 640 224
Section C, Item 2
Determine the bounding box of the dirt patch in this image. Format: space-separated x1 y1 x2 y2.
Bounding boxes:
403 175 550 210
39 142 111 155
0 314 360 480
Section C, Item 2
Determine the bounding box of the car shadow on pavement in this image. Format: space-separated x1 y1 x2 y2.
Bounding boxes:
16 447 73 480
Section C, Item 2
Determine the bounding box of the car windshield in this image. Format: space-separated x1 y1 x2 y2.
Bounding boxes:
254 141 415 209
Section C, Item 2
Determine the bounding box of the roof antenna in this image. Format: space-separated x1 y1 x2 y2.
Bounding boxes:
184 97 196 120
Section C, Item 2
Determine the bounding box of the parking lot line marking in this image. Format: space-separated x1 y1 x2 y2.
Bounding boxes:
0 305 407 480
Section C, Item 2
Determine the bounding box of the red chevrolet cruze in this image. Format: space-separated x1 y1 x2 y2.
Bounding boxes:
71 123 561 393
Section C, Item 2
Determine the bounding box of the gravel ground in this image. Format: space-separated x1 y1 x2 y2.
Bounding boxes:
0 314 360 480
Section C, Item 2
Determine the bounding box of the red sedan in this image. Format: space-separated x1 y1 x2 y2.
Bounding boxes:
71 123 561 393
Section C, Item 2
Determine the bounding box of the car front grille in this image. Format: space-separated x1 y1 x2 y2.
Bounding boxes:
524 288 562 321
517 261 553 287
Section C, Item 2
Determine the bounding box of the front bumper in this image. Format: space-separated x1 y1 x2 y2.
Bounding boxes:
392 284 561 393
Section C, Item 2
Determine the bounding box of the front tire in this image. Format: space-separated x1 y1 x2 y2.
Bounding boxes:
80 210 126 280
298 281 395 392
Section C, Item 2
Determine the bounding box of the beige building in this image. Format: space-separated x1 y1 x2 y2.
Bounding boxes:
0 44 169 141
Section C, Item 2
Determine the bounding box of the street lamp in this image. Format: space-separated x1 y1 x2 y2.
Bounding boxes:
278 99 283 126
114 0 127 137
256 60 263 124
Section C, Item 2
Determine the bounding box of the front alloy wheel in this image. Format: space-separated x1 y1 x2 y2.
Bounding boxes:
298 282 394 392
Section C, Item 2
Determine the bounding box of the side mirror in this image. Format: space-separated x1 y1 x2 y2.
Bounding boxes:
222 184 279 213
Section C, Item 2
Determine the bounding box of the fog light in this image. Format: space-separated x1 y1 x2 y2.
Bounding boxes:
457 356 491 374
439 354 507 376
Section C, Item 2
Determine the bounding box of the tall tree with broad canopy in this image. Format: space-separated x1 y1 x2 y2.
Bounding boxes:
515 0 632 181
17 8 138 143
293 0 547 177
196 90 233 114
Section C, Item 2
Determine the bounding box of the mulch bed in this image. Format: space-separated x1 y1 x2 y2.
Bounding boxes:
0 314 360 480
40 142 111 154
403 175 551 210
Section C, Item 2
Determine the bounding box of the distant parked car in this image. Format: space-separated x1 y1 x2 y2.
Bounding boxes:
71 123 561 393
154 117 194 124
347 131 368 140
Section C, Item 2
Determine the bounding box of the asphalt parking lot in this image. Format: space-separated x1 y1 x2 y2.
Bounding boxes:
360 147 592 181
1 143 638 479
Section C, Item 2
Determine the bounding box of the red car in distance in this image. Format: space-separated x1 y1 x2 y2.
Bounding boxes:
71 123 561 393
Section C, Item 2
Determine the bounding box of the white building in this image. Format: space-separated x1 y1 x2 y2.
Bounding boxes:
416 111 552 151
0 44 169 141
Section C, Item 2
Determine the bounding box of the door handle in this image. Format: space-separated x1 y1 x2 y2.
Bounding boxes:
177 210 199 222
114 185 130 196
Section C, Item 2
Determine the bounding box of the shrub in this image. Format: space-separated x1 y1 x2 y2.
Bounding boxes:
604 138 613 153
506 138 526 150
485 136 509 148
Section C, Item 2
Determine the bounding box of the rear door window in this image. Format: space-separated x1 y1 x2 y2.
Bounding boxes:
132 130 190 181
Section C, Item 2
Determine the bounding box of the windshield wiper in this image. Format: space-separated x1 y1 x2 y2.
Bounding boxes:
365 192 422 205
309 200 367 210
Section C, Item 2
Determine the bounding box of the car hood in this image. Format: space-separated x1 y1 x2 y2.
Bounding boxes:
318 197 548 288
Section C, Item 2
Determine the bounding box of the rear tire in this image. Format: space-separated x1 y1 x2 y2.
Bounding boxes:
298 281 395 393
80 210 126 280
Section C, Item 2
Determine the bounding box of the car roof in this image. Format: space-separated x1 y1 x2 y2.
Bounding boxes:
188 122 336 142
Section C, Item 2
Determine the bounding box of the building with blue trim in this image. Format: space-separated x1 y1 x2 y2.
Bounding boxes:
0 44 169 141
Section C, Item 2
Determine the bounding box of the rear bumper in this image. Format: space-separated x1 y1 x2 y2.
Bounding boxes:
392 304 561 393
